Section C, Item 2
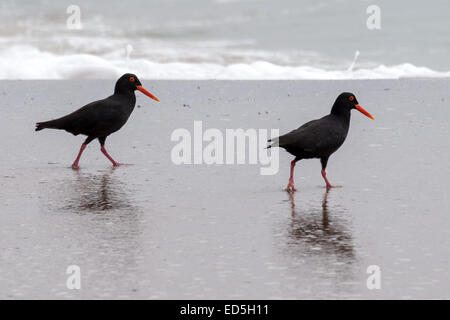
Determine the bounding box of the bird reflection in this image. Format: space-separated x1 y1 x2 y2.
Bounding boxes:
41 167 142 288
62 167 135 214
288 189 354 259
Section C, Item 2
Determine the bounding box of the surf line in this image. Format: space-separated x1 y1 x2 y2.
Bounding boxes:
170 120 280 175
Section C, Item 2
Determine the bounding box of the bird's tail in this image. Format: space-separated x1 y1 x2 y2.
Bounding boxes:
35 119 62 131
266 137 280 149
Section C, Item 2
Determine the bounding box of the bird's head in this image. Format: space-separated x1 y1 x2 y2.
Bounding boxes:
332 92 374 120
114 73 159 102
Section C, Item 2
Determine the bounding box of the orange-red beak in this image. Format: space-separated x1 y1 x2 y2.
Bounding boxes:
136 85 160 102
355 104 374 120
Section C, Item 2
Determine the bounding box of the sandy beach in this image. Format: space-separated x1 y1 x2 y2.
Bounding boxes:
1 79 450 299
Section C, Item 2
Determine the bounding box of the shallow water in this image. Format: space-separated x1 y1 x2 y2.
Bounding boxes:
1 80 450 299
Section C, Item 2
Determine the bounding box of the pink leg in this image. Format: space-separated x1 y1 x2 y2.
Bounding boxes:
101 145 121 167
72 143 87 169
286 160 297 192
321 169 334 189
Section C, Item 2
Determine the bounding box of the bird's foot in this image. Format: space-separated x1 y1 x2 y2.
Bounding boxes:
112 162 133 167
71 163 80 170
286 182 297 193
325 184 342 189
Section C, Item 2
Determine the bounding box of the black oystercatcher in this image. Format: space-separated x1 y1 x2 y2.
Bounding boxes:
268 92 374 192
35 73 159 169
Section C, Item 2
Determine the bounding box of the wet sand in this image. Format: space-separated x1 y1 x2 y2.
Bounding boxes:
1 79 450 299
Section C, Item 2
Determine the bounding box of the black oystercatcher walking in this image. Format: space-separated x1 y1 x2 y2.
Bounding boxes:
268 92 374 192
35 73 159 169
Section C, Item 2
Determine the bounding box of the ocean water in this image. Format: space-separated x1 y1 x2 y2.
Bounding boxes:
1 0 450 79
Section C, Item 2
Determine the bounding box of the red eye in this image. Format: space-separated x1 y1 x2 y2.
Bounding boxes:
349 96 354 101
129 77 135 82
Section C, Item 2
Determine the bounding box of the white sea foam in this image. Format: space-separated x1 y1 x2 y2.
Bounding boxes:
1 0 450 80
1 45 450 80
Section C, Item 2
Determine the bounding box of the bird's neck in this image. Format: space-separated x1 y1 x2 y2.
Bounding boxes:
113 90 137 113
114 88 136 100
330 105 351 127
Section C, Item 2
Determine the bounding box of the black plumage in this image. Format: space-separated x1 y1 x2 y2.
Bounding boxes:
36 73 159 169
269 92 374 191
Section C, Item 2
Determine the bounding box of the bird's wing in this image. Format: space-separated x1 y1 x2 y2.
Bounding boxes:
277 116 345 153
52 96 122 135
276 119 318 147
268 119 316 148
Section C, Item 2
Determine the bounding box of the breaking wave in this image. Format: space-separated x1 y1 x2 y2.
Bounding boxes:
1 45 450 80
